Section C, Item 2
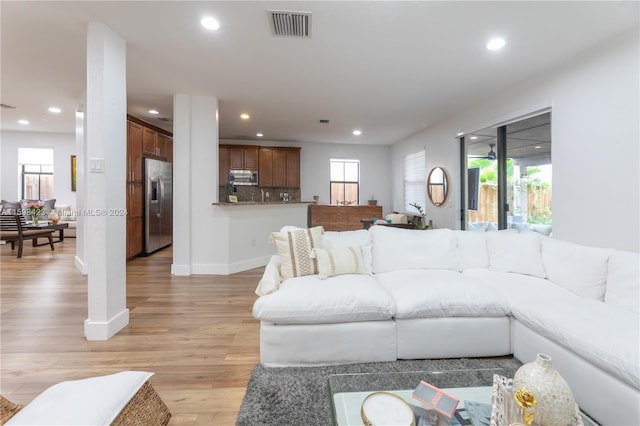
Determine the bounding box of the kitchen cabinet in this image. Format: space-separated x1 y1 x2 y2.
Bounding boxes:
126 116 172 259
259 147 301 188
309 205 382 231
229 146 259 170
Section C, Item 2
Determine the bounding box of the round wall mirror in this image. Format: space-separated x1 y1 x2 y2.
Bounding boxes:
427 167 449 206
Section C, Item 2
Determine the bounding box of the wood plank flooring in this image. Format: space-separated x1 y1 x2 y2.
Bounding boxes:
1 240 262 425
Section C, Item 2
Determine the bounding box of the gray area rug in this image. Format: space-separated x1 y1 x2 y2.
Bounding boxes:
236 357 522 426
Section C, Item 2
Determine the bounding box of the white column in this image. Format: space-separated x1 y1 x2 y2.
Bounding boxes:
171 95 219 276
84 23 128 340
74 102 88 274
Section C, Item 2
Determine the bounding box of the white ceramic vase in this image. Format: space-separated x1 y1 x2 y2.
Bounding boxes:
513 353 576 426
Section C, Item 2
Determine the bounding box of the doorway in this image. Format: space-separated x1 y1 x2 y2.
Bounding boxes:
460 112 552 233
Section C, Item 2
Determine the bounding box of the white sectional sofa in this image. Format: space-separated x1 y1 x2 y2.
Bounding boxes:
253 226 639 425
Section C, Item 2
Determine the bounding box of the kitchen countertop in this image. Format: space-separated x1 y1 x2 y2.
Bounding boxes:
212 200 316 206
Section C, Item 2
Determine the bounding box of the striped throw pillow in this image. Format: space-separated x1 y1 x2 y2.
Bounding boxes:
311 246 364 279
270 226 324 280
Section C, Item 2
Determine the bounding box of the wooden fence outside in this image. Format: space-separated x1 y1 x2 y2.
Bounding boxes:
468 184 552 224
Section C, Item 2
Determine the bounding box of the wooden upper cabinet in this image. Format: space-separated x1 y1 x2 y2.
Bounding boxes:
272 149 287 187
127 121 143 182
286 149 300 188
258 148 273 187
157 134 171 160
244 147 259 169
142 127 157 156
165 136 173 163
229 146 259 170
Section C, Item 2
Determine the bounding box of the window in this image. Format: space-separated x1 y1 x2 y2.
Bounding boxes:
18 148 54 200
330 159 359 205
403 150 426 214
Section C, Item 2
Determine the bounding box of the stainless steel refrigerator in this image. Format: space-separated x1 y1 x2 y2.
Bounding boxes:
144 158 173 254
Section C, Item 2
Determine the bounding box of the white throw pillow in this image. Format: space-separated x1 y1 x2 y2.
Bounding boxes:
605 250 640 314
270 226 324 280
541 237 610 300
385 213 408 224
312 246 364 279
370 226 462 273
6 371 153 425
486 231 546 278
322 229 373 274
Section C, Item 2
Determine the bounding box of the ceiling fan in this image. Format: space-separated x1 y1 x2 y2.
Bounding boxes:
469 143 496 160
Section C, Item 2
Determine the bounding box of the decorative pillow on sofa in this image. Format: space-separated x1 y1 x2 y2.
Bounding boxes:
486 231 546 278
269 226 324 281
541 237 610 300
322 229 373 274
604 250 639 314
385 213 408 224
311 246 364 279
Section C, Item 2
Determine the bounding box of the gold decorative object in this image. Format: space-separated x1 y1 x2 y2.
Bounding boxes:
514 387 537 425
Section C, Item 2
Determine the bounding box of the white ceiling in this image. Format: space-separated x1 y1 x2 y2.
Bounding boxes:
2 1 638 145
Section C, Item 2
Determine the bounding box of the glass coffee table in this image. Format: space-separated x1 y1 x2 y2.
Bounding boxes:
328 368 598 426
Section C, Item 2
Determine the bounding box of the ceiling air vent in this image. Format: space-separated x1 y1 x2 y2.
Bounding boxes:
268 10 311 38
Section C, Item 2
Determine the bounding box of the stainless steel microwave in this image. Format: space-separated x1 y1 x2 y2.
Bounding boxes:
228 169 258 186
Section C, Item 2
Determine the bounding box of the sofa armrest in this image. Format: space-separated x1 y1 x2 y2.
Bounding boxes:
255 255 282 297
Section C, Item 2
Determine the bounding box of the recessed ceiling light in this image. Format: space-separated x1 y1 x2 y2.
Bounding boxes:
149 109 159 115
201 17 220 31
486 37 506 51
256 133 264 137
240 113 250 120
456 132 464 137
48 107 61 113
470 136 478 140
534 145 542 149
18 119 29 125
353 130 362 136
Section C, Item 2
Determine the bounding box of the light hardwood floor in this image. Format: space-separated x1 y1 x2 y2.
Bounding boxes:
1 239 262 425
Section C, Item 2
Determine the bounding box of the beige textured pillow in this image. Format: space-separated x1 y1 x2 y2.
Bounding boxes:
270 226 324 280
312 246 364 279
386 213 408 224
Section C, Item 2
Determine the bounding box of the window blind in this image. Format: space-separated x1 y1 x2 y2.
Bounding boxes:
403 150 426 214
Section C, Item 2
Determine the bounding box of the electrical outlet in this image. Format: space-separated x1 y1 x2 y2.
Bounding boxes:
280 193 283 198
265 192 269 198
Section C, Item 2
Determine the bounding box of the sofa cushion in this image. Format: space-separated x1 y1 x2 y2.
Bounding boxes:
375 270 509 318
253 274 395 324
462 269 581 307
370 227 461 273
5 371 154 426
322 229 373 274
312 246 364 279
486 231 546 278
605 250 640 314
512 299 639 389
541 238 610 300
270 226 324 280
455 231 489 269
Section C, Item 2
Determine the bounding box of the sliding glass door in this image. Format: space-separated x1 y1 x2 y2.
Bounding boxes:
460 112 552 233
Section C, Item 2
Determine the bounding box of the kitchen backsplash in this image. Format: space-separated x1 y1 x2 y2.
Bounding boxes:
219 186 301 203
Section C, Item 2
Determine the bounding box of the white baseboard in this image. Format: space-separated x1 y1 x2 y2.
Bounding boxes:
74 255 88 275
172 256 270 276
84 309 129 341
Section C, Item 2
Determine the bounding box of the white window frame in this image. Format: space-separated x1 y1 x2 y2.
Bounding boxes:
330 159 360 206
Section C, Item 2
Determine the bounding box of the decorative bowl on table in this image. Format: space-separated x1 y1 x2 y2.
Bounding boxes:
361 391 415 426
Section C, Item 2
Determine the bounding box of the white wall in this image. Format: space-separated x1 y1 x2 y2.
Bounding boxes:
0 130 76 206
391 28 639 252
220 139 393 215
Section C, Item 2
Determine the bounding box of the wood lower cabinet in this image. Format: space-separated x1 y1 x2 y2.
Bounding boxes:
309 205 382 231
127 217 143 259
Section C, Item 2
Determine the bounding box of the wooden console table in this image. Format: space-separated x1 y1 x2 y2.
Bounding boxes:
308 204 382 231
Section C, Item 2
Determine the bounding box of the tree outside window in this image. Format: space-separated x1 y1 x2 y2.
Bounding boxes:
330 159 359 205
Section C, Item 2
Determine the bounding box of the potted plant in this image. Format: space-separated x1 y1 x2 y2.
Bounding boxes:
409 202 429 230
368 194 377 206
